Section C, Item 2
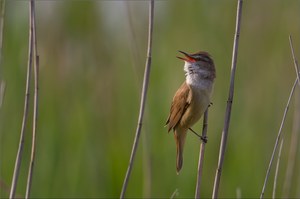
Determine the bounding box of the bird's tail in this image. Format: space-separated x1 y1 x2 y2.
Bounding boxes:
174 128 187 174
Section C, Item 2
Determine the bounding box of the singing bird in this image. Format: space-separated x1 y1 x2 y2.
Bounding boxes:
166 50 216 174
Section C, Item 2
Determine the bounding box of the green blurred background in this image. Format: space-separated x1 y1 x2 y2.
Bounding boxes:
1 0 300 198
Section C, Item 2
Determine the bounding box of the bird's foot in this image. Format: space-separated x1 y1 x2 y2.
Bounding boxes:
200 135 208 143
188 128 208 143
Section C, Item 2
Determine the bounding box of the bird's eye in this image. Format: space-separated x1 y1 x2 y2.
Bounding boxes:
198 55 210 63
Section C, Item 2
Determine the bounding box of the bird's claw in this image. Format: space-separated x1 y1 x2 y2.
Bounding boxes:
200 135 208 143
188 128 208 143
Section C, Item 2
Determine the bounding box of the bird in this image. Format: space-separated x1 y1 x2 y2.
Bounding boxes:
166 50 216 174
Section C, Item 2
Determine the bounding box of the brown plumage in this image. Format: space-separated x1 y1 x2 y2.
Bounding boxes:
166 50 216 173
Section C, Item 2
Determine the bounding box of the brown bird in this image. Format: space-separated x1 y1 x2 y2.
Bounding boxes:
166 50 216 174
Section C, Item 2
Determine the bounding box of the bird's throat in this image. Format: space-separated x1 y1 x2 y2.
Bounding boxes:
186 72 214 94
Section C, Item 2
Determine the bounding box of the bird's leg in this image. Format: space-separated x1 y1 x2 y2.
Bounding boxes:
188 128 208 143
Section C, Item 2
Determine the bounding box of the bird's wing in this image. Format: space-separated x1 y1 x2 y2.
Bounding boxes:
166 82 192 132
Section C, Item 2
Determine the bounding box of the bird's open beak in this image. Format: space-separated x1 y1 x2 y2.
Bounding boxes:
176 50 196 62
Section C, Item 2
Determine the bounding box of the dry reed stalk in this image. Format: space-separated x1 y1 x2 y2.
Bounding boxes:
9 2 34 198
272 138 284 199
26 0 39 197
261 35 300 199
289 35 300 86
195 109 208 198
212 0 243 198
282 36 300 198
120 1 154 198
282 89 300 197
170 188 179 199
125 3 152 196
260 78 298 199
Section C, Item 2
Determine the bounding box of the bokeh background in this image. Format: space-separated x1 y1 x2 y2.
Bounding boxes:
1 0 300 198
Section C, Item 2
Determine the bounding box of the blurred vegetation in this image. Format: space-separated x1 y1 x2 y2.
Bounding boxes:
1 0 300 198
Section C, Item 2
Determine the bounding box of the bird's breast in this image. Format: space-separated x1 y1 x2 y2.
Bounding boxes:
180 85 212 128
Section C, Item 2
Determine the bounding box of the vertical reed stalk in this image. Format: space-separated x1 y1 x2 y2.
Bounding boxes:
260 36 300 199
282 89 300 198
25 0 39 197
289 35 300 86
195 109 209 198
120 1 154 198
125 3 152 196
212 0 243 198
9 2 34 198
260 78 298 198
272 139 284 199
281 35 300 198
